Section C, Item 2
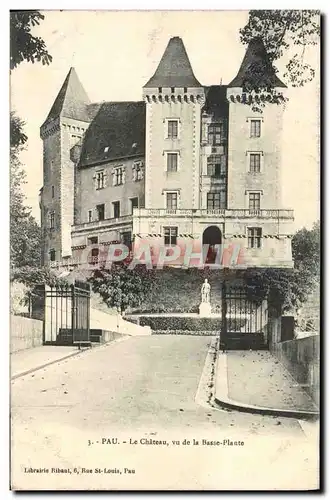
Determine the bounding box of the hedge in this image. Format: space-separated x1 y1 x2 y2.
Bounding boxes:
126 315 248 332
138 316 221 331
152 330 217 336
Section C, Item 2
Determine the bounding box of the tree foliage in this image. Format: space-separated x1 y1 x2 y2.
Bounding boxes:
10 112 41 268
11 265 68 288
10 10 52 70
243 221 320 312
239 10 320 111
89 265 155 314
10 11 52 269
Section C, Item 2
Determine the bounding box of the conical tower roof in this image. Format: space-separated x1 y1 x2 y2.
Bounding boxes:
228 37 286 89
42 67 91 127
144 36 202 88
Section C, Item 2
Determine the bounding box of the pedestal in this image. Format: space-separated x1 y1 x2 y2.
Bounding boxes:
199 302 212 317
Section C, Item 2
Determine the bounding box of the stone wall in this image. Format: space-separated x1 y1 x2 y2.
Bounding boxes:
270 334 320 405
144 89 204 210
90 309 151 336
226 88 285 209
74 156 145 226
11 315 43 353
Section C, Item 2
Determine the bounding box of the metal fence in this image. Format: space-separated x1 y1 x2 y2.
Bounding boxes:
33 281 91 346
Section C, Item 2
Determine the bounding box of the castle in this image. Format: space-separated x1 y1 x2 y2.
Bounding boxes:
39 36 294 268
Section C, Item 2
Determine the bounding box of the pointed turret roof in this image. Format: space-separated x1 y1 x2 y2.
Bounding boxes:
42 67 91 127
144 36 202 88
228 37 286 89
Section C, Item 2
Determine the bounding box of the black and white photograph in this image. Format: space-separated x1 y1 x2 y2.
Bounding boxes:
9 9 320 491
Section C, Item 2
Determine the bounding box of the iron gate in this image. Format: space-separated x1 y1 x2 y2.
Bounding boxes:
220 282 268 350
72 281 91 345
34 281 91 346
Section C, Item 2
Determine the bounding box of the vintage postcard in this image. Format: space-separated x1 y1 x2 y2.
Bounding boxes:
10 10 320 491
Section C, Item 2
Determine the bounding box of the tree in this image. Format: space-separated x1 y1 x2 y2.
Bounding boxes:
239 10 320 110
10 112 41 268
11 265 68 288
89 265 155 314
10 11 52 268
292 220 320 276
10 10 52 70
243 221 320 312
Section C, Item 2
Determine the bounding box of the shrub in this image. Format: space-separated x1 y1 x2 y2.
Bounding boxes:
138 316 221 331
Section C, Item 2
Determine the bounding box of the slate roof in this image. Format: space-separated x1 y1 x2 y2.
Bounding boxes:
228 37 286 89
203 85 229 117
144 36 202 88
79 101 146 167
42 68 91 128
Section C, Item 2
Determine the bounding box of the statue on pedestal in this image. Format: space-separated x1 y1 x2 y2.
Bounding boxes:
201 279 211 303
199 279 212 317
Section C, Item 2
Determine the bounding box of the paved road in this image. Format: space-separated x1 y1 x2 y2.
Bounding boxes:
11 336 318 490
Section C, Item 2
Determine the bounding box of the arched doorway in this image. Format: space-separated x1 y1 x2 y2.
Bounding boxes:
202 226 222 264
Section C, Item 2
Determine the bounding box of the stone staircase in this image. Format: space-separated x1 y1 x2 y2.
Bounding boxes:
221 331 268 350
57 328 125 345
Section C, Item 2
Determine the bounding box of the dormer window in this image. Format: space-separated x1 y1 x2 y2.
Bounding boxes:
171 87 175 93
158 87 162 94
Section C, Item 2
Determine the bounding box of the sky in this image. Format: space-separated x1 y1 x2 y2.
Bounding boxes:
10 10 320 230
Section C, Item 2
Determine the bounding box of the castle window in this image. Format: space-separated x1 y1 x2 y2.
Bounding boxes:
158 87 162 94
49 211 55 230
133 161 143 181
166 152 178 172
96 204 105 221
49 249 56 261
167 120 178 139
171 87 175 93
96 170 105 189
164 227 178 246
250 119 261 138
88 210 93 222
112 201 120 219
122 231 132 248
249 153 261 173
248 192 261 211
248 227 262 248
208 123 224 146
51 185 55 198
130 197 139 213
207 190 226 209
87 236 98 245
184 87 187 93
89 247 99 265
166 192 178 210
207 155 226 177
113 166 124 186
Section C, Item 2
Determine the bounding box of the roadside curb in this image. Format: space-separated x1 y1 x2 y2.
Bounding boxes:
214 352 319 420
11 350 82 380
11 336 130 381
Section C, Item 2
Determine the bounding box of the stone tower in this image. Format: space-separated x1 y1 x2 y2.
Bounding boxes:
142 37 205 211
40 68 91 265
226 38 287 210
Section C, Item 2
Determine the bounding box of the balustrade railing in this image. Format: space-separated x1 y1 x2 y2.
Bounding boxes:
73 214 133 231
133 208 294 219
